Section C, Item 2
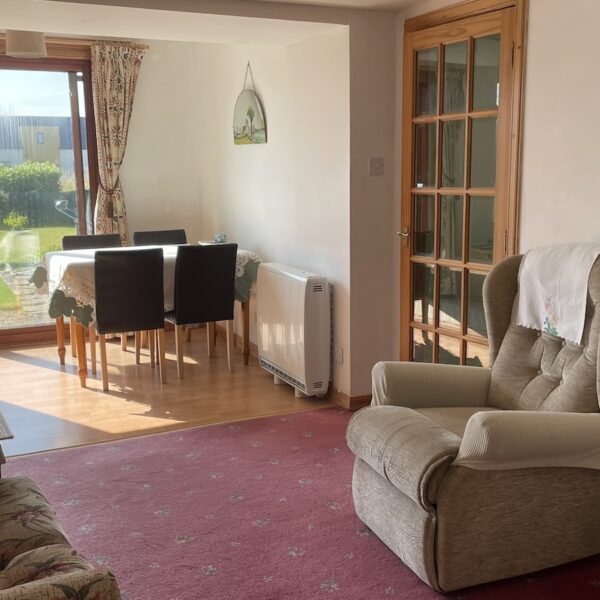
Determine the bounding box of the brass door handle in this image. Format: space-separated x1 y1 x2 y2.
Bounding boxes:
397 228 410 246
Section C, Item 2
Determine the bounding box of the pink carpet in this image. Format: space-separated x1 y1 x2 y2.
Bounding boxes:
5 408 600 599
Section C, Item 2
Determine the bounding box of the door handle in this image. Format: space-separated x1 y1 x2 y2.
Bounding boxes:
397 227 410 246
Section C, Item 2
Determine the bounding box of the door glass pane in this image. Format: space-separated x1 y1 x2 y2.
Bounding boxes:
471 117 496 188
439 335 461 364
412 328 433 363
469 196 494 263
413 263 434 325
439 267 461 331
441 120 465 188
0 70 82 330
466 341 489 367
413 195 435 256
443 41 468 113
467 271 487 337
440 195 463 260
473 34 500 110
414 123 436 188
416 47 438 116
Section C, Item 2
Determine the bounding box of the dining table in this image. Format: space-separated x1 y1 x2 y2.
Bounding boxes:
30 244 262 387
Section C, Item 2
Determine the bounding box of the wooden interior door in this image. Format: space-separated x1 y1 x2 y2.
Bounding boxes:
400 8 519 367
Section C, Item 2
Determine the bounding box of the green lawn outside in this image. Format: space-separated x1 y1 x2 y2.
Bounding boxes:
0 226 75 267
0 279 17 310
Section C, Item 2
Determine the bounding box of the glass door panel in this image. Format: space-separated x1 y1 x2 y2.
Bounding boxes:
0 66 94 330
441 120 465 188
413 195 435 256
402 8 514 365
415 48 438 116
443 41 468 113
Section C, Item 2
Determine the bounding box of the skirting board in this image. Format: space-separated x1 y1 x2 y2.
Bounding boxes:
330 391 371 411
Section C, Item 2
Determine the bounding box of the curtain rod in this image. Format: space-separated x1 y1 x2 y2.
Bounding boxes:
0 35 149 50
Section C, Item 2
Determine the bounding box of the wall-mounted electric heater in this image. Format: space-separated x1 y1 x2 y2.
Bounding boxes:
257 262 331 397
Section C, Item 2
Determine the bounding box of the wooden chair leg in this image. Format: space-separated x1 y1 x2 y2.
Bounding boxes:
242 300 250 366
157 329 167 384
175 325 184 379
99 334 109 392
56 316 66 366
135 331 141 364
213 322 218 347
206 323 213 358
121 332 127 351
226 320 234 372
89 325 97 375
149 330 156 368
70 317 77 357
141 330 148 348
185 326 192 343
75 323 87 388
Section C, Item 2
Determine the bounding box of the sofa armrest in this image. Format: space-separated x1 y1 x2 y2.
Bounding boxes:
372 361 491 409
0 568 121 600
455 411 600 470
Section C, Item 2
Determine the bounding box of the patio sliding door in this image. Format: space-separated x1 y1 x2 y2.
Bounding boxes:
0 58 97 332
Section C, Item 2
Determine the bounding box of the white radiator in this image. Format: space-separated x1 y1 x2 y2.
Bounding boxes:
257 262 331 397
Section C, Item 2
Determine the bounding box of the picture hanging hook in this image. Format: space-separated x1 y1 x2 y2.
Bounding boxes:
243 61 256 91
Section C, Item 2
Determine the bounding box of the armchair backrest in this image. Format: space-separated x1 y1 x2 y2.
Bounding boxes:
484 254 600 413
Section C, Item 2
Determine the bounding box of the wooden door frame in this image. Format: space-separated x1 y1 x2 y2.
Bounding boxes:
399 0 527 360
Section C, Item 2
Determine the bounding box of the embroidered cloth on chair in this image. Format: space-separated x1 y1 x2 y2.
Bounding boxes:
516 243 600 344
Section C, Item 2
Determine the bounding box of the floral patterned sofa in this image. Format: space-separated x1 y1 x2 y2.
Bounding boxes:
0 476 121 599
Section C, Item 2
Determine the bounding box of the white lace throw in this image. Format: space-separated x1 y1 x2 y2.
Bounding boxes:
517 243 600 344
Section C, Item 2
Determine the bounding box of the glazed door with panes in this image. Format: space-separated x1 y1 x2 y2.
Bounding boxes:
400 9 516 367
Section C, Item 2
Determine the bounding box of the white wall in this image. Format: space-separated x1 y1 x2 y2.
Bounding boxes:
519 0 600 249
121 32 352 392
194 32 352 393
121 41 205 243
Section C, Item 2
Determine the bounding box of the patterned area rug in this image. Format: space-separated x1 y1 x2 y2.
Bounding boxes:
5 408 600 600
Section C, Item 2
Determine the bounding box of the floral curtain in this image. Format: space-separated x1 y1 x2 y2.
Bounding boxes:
90 41 145 244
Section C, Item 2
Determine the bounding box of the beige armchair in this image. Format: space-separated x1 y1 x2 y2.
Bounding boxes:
346 255 600 592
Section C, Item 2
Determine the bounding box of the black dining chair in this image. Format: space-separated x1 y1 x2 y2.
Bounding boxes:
166 243 238 378
62 233 122 250
133 229 187 246
61 233 123 369
95 248 167 391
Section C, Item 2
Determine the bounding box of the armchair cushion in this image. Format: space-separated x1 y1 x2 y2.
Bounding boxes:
455 411 600 470
372 361 491 409
0 568 121 600
0 478 69 569
347 406 461 508
0 545 92 590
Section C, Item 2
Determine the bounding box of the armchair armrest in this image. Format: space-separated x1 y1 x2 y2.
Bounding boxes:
372 361 491 409
347 406 461 509
0 569 121 600
455 411 600 470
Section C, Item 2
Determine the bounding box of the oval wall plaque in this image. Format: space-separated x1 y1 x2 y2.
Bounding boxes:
233 89 266 145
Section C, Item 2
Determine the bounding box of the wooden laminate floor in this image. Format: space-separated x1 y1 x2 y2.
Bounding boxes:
0 330 332 457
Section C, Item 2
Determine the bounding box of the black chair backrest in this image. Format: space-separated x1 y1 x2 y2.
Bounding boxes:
173 243 238 325
95 248 164 334
62 234 121 250
133 229 187 246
